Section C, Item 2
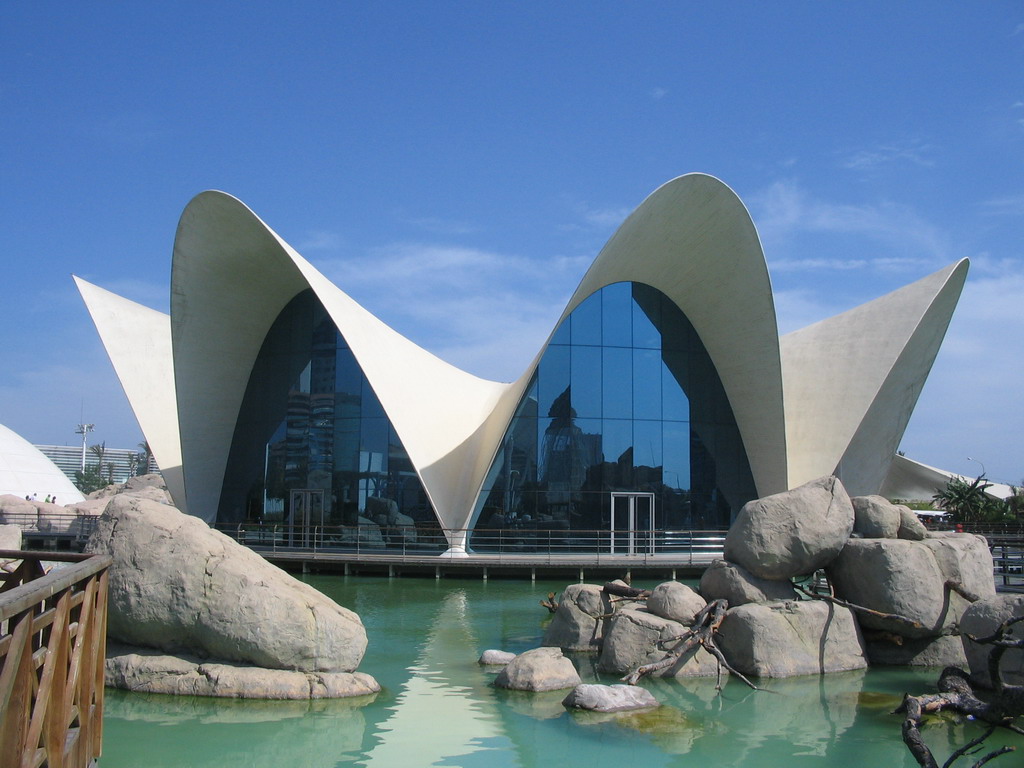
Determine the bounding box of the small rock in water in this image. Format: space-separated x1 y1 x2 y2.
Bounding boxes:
479 649 517 666
562 683 659 712
494 647 581 692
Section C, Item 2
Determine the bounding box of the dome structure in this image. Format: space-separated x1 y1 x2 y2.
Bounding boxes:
76 174 968 553
0 423 85 503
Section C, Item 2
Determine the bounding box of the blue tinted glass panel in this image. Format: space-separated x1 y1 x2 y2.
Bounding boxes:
633 348 662 420
632 288 661 349
360 417 388 458
570 345 602 418
602 347 632 419
663 421 690 491
601 419 632 466
335 348 361 402
551 317 570 346
538 345 570 419
633 420 662 475
662 356 689 422
601 282 632 347
570 292 602 346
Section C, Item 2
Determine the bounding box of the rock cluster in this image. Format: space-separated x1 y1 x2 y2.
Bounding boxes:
84 486 378 699
501 475 998 704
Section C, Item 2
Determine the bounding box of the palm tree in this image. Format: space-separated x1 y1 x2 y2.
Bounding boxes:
137 440 154 475
933 475 1003 523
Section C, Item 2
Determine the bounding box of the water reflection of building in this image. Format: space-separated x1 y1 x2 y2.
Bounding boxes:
77 174 970 555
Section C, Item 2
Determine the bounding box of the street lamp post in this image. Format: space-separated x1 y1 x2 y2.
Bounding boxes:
967 456 986 479
75 423 95 471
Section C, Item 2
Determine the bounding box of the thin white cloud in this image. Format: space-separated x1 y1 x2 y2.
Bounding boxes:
839 139 937 170
978 195 1024 217
296 230 344 251
649 87 668 100
898 258 1024 485
562 199 632 231
752 179 950 267
312 243 591 381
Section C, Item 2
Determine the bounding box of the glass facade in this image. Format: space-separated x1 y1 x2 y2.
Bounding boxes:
470 282 757 547
217 290 433 529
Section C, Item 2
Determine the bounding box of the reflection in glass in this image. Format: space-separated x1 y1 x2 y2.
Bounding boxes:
471 281 756 549
219 290 433 531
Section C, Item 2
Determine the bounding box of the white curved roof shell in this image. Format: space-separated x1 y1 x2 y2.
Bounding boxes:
0 424 85 503
76 174 968 538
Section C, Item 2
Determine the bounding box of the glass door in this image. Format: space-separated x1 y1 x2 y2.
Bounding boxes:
289 489 325 547
609 492 656 554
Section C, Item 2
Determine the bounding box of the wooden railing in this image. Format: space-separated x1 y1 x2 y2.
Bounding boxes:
0 551 111 768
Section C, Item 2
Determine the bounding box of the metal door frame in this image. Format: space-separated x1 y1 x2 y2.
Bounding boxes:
289 488 326 547
609 492 656 555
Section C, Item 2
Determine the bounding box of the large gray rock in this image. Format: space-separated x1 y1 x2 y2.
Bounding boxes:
0 494 37 525
646 581 705 625
88 473 172 502
699 559 797 606
922 534 995 602
864 634 967 668
562 683 659 712
0 523 22 550
717 600 867 677
479 650 516 666
85 495 367 673
0 524 22 572
852 495 900 539
541 583 613 651
105 644 380 699
494 647 581 692
896 505 928 540
598 609 720 678
828 536 994 639
959 595 1024 689
724 476 853 580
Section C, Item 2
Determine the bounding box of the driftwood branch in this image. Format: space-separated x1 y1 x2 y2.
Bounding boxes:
602 582 651 600
945 580 983 604
620 598 761 691
794 584 926 634
539 592 559 613
897 614 1024 767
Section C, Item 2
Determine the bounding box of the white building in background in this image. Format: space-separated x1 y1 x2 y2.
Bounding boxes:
76 174 968 554
34 444 159 487
0 425 84 503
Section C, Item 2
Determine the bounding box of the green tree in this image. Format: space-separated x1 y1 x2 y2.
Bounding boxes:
933 475 1010 523
137 440 154 475
74 464 107 494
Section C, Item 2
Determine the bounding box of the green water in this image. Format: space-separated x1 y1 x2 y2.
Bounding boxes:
100 577 1023 767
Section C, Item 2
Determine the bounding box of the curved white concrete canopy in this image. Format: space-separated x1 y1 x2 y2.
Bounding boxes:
780 259 969 494
170 191 508 528
77 173 969 538
74 277 186 512
881 453 1014 503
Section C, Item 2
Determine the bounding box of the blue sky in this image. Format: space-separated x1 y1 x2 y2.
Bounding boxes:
1 3 1021 485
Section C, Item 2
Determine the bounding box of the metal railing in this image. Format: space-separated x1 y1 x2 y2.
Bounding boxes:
0 550 111 768
0 512 100 549
216 522 728 564
988 535 1024 593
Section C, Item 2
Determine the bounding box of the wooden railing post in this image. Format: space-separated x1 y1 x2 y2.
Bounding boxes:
0 551 111 768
